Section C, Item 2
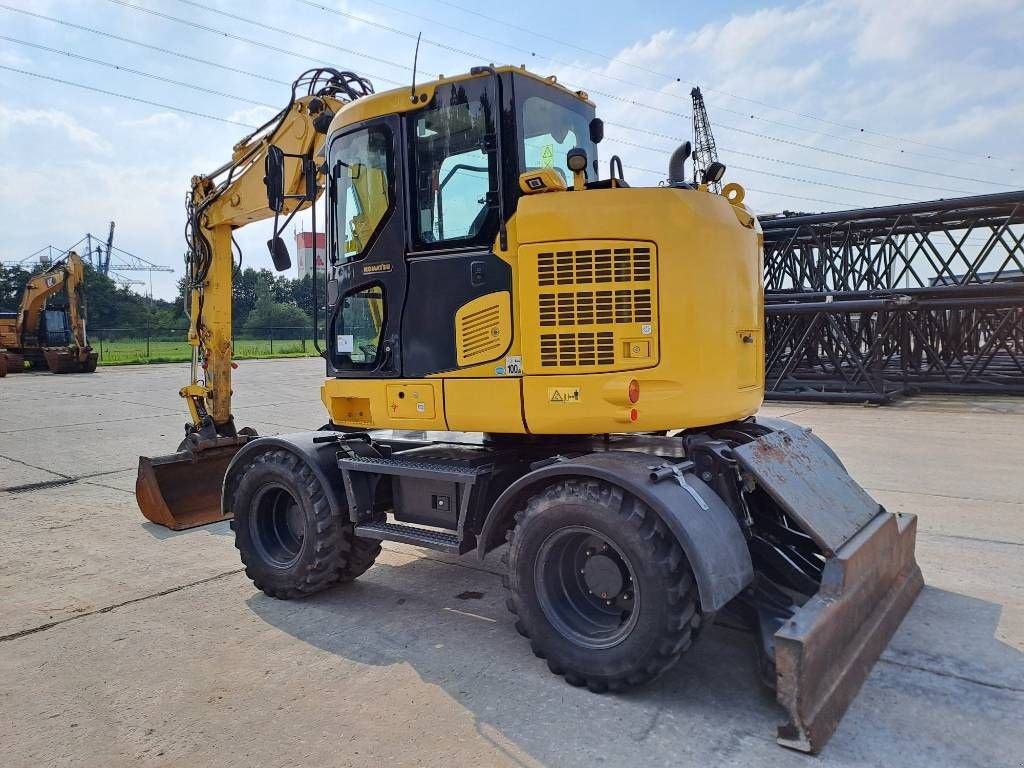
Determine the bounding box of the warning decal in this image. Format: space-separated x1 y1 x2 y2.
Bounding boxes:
548 387 581 403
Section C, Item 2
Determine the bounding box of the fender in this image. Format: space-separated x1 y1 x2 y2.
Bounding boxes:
221 432 348 519
478 450 754 613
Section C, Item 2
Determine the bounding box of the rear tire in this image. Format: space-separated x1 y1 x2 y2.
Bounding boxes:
231 449 380 599
504 479 701 692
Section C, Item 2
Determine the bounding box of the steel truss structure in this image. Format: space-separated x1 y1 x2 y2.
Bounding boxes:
760 191 1024 402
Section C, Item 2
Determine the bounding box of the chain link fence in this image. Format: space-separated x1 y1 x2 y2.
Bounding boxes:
89 327 321 365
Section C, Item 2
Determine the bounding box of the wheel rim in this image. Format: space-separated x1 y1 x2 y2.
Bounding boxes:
534 525 640 650
250 484 305 568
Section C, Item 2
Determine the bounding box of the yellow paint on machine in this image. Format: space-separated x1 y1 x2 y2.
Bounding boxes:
322 379 448 431
454 291 512 367
444 378 525 433
324 182 763 435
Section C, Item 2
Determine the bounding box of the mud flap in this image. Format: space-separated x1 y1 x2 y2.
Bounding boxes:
136 437 249 530
734 428 923 753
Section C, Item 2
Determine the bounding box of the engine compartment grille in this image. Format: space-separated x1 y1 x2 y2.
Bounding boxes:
523 241 658 374
538 288 653 327
538 246 652 286
539 332 615 367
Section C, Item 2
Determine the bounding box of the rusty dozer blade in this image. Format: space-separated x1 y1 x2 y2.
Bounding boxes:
44 348 98 374
775 509 921 752
136 436 249 530
734 428 923 753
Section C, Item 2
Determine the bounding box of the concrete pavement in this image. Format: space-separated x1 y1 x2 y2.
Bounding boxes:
1 359 1022 767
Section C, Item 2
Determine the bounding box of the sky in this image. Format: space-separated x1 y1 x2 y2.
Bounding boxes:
1 0 1022 300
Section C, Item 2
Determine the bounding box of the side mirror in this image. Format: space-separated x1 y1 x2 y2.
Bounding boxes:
589 117 604 145
702 161 727 185
264 145 285 213
267 236 291 272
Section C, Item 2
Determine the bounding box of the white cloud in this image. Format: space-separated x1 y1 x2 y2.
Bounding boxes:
227 105 281 128
119 112 192 133
0 105 112 154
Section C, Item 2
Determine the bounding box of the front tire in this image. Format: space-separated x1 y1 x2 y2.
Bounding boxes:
505 479 701 692
231 449 380 599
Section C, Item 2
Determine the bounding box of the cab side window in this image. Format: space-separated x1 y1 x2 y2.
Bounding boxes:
331 126 393 263
411 83 497 248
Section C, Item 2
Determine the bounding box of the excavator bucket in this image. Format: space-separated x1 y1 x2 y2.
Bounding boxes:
2 352 24 373
44 348 98 374
734 429 924 753
136 440 246 530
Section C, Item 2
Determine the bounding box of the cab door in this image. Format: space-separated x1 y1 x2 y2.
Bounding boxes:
326 116 407 378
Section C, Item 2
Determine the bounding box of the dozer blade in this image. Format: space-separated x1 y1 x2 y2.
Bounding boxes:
734 428 923 753
44 348 99 374
774 509 921 752
136 439 247 530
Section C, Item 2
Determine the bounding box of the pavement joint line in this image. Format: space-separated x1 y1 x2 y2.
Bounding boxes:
918 531 1024 548
0 411 182 436
864 484 1021 507
0 453 72 482
0 461 137 493
878 657 1024 694
0 569 244 643
80 480 136 496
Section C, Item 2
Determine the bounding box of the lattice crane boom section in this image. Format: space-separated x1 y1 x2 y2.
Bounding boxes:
690 87 721 194
761 190 1024 402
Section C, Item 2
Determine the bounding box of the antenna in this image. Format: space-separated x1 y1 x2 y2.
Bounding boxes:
410 32 422 103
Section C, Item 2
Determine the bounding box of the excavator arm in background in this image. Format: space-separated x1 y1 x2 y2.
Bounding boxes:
136 68 373 530
0 251 97 374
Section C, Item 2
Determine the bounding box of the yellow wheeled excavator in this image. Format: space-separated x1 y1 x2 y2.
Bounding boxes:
136 67 922 752
0 251 98 375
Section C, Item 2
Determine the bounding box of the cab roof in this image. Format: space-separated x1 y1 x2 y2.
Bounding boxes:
327 65 595 136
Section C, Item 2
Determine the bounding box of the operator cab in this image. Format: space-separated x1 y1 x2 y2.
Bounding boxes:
321 68 598 380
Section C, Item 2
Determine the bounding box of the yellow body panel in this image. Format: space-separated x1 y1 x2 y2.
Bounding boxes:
322 184 763 435
322 379 447 431
444 378 526 433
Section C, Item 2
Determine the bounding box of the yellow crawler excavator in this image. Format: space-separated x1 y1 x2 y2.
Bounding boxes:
136 67 922 752
0 251 97 375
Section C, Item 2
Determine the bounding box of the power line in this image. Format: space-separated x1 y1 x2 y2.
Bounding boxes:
1 36 276 109
605 127 974 196
623 165 864 210
101 0 405 88
423 0 1015 168
9 3 1013 209
289 0 1016 189
0 4 291 87
98 0 1017 191
0 65 258 128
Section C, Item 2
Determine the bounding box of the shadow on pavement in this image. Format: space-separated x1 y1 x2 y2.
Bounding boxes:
247 550 1024 767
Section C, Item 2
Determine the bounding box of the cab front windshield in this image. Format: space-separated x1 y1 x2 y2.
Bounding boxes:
520 93 596 186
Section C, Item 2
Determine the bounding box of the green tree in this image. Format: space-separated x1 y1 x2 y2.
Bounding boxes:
242 294 310 335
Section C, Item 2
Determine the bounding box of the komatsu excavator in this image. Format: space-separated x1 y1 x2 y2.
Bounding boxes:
136 67 922 752
0 251 98 375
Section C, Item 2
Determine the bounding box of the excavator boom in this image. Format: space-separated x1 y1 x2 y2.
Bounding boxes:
136 68 372 530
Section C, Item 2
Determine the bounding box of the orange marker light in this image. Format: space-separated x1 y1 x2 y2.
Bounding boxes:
628 379 640 404
629 408 639 422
